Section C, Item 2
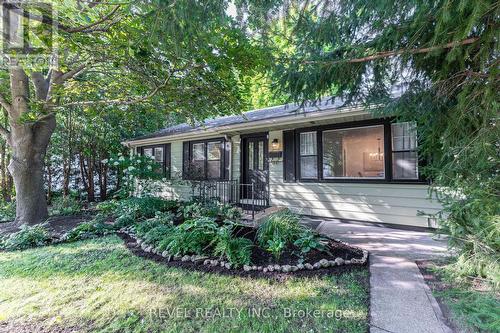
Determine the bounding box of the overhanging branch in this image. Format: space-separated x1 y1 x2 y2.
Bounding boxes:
303 37 480 65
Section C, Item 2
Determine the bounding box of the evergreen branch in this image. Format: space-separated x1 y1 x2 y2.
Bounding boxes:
303 37 480 65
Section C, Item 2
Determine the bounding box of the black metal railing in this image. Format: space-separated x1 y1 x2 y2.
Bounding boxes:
190 180 268 220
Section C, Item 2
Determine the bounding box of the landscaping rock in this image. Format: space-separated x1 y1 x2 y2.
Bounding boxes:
273 264 281 271
267 265 274 272
282 265 291 273
173 255 181 261
313 262 321 269
328 260 337 266
319 259 329 268
224 263 231 269
297 263 304 270
220 261 225 267
243 265 251 272
162 251 169 257
203 259 211 265
304 263 313 270
211 260 219 266
181 255 191 262
335 258 345 265
263 268 268 273
257 266 262 271
290 265 298 272
251 266 257 271
344 260 351 265
192 255 208 262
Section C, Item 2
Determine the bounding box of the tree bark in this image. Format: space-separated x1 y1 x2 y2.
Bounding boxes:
7 66 56 225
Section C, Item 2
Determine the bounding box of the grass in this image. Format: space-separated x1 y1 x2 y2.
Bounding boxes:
0 236 369 332
426 262 500 333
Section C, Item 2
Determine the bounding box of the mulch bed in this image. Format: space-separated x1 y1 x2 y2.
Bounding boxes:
119 231 368 281
0 214 94 237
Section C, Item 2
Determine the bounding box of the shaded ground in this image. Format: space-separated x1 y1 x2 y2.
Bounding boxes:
417 260 500 333
0 236 370 333
0 214 93 237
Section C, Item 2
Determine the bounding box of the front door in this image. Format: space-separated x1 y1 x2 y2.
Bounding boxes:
241 134 269 205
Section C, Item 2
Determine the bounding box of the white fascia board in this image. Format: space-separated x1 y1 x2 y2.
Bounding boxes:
123 105 372 147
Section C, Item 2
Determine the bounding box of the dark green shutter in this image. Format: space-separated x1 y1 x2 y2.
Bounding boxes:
283 130 296 182
182 142 190 179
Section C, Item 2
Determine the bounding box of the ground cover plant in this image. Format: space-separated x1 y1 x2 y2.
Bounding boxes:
418 260 500 332
0 236 369 332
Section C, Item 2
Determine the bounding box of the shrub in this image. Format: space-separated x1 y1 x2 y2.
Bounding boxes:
213 225 253 267
133 212 174 238
0 224 52 250
64 218 114 242
161 217 218 255
0 201 16 222
293 229 328 257
257 209 302 248
50 195 83 216
114 214 135 229
98 197 177 221
181 200 241 221
143 224 174 249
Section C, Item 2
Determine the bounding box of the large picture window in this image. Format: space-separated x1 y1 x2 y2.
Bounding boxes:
294 120 421 183
323 125 385 179
185 139 225 180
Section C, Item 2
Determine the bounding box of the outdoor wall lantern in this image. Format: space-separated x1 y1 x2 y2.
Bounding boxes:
271 138 281 151
269 138 282 161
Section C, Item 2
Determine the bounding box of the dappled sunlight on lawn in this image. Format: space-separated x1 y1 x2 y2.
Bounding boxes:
0 236 369 332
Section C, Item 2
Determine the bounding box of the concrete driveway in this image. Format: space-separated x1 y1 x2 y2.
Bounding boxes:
302 217 453 333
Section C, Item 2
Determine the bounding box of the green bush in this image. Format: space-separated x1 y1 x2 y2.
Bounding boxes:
181 200 241 221
64 218 114 242
0 201 16 222
143 224 174 249
114 214 135 229
293 229 328 257
0 224 52 250
50 196 83 216
213 225 253 267
161 217 218 255
133 211 174 237
257 209 302 258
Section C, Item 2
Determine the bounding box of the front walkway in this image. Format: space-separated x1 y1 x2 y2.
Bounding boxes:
302 217 452 333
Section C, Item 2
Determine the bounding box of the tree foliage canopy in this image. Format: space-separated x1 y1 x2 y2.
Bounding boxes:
238 0 499 283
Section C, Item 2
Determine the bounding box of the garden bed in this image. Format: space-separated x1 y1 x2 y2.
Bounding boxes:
119 227 368 279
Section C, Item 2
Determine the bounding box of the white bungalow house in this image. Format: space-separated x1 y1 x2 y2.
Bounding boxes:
123 97 442 228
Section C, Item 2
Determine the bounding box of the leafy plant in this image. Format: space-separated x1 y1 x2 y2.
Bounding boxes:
257 209 302 259
50 195 83 216
143 224 174 248
0 201 16 222
64 218 114 242
293 230 327 257
266 238 286 260
0 224 52 250
213 225 252 267
114 214 135 229
161 217 218 255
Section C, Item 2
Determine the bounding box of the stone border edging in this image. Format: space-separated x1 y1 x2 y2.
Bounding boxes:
119 226 369 273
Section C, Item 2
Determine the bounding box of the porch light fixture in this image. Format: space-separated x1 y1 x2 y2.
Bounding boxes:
271 138 281 151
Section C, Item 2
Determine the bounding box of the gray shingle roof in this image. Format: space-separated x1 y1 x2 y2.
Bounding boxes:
128 87 404 142
129 97 346 141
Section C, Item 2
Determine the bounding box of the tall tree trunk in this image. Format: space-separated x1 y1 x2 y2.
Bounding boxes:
7 66 56 225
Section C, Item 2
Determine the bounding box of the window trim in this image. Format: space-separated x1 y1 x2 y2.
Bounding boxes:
138 143 171 179
185 137 226 180
299 131 319 179
294 118 428 184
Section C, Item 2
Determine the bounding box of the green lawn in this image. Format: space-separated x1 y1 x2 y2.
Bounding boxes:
0 236 369 332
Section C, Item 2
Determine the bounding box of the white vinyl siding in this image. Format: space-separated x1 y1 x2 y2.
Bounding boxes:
268 130 440 227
